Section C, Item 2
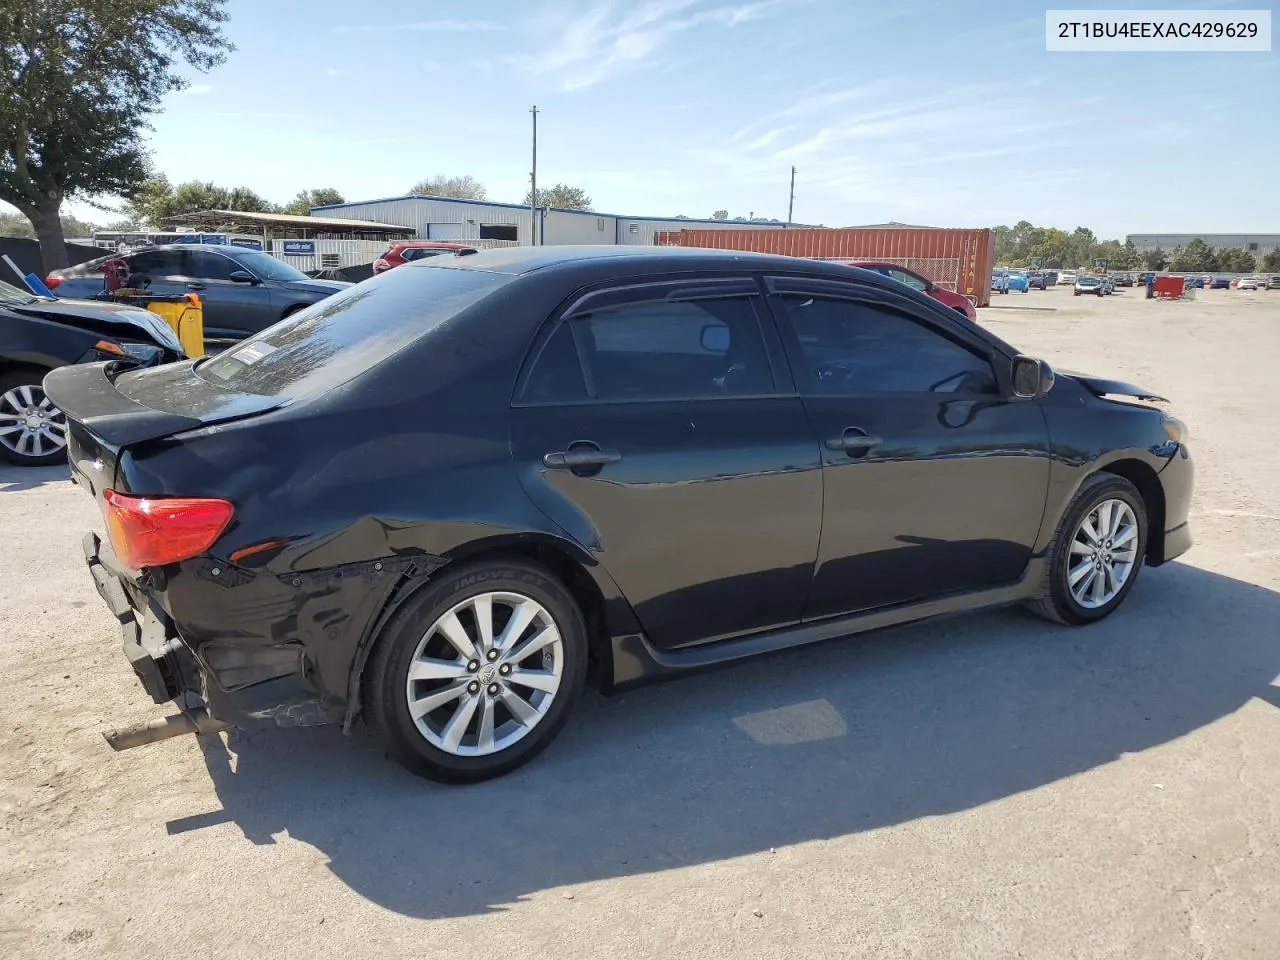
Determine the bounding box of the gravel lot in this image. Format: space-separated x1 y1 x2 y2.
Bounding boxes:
2 283 1278 960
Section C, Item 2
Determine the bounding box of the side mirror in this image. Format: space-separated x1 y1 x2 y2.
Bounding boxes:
1011 355 1055 399
229 270 258 284
700 324 730 353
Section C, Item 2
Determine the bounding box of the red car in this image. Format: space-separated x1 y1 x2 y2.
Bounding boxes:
372 241 477 275
846 261 977 321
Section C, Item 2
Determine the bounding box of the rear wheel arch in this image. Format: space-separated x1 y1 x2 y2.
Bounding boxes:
280 303 307 321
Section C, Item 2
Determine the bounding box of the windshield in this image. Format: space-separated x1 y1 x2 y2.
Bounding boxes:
229 250 311 282
198 263 512 399
0 279 37 304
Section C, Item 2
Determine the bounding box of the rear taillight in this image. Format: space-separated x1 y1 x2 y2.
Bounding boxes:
44 275 62 289
103 490 234 570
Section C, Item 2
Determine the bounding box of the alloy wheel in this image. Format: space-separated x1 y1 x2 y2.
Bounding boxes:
404 591 564 757
1067 498 1139 609
0 384 67 460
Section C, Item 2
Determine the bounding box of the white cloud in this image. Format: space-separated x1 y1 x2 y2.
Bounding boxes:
175 83 214 95
333 20 504 34
324 68 348 78
514 0 797 91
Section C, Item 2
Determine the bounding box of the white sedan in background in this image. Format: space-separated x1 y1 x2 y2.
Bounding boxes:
1237 276 1268 290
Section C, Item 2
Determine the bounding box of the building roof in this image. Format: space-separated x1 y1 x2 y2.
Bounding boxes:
162 209 415 237
311 194 813 227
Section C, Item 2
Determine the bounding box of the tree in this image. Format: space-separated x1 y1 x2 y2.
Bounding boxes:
0 1 233 271
409 175 487 200
0 208 106 238
712 210 729 220
1141 246 1168 270
524 183 593 210
128 176 275 227
281 187 345 216
1260 250 1280 272
1215 247 1257 273
1168 238 1218 272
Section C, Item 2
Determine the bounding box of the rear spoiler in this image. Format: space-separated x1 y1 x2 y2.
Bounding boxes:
43 361 280 449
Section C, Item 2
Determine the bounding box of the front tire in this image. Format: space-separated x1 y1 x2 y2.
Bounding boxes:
364 558 588 783
1028 473 1148 625
0 371 67 467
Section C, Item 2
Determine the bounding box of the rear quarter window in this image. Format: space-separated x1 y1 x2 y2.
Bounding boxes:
197 264 511 399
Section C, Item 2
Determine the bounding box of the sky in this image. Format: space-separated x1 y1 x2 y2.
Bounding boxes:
37 0 1280 237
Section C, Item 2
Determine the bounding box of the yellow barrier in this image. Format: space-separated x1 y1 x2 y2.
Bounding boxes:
141 293 205 358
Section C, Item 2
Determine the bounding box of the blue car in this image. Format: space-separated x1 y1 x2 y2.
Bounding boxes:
1006 271 1031 293
991 270 1011 294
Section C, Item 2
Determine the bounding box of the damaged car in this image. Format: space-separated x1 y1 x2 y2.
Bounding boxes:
1 278 184 466
46 247 1194 783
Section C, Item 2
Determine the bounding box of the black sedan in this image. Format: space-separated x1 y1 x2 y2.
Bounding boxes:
46 246 1195 783
47 245 350 347
0 278 184 465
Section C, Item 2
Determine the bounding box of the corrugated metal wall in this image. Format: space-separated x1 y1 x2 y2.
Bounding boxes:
320 198 535 244
544 210 616 245
656 227 996 307
617 219 790 246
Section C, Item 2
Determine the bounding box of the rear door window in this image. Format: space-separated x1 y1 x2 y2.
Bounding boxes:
198 263 511 400
128 250 187 276
185 250 239 281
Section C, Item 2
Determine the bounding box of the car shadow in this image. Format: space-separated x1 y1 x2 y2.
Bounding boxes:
186 561 1280 919
0 463 70 492
980 304 1060 312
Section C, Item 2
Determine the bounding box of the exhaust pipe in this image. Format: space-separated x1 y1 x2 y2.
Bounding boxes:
103 708 228 751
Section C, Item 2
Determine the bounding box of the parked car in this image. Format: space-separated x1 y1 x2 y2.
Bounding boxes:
48 247 1194 783
47 246 351 348
1237 276 1268 290
1100 275 1116 295
1267 276 1280 290
372 241 478 275
1026 271 1048 290
1209 276 1232 289
1059 270 1078 284
1045 271 1059 286
1114 273 1134 287
1137 272 1156 286
0 278 184 466
1182 275 1204 289
1005 271 1031 293
1074 275 1105 297
991 270 1011 294
846 261 976 320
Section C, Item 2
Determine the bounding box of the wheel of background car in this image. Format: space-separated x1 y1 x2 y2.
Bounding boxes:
1027 473 1147 625
0 371 67 467
363 558 588 783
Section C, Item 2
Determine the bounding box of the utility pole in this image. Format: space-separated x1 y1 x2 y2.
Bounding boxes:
529 105 539 246
787 166 796 225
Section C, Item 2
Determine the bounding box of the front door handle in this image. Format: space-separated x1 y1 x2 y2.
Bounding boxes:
825 429 883 457
185 282 207 291
543 447 622 470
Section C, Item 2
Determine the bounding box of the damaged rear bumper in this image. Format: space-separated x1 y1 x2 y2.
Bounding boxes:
82 531 342 728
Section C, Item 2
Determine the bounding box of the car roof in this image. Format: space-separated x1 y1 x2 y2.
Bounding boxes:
413 244 873 278
393 241 475 249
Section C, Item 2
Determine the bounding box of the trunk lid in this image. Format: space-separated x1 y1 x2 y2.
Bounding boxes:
43 360 285 497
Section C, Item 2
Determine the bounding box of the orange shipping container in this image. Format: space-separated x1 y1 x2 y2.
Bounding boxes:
655 226 996 307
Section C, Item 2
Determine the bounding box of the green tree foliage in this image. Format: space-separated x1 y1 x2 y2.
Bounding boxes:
0 0 232 270
127 176 275 226
523 184 593 210
281 188 345 216
712 210 729 220
1167 238 1218 272
1260 250 1280 272
409 175 487 200
1215 247 1257 273
1141 247 1168 270
0 209 106 238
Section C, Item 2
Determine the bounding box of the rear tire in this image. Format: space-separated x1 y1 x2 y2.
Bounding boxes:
1027 473 1148 625
0 370 66 467
363 558 588 783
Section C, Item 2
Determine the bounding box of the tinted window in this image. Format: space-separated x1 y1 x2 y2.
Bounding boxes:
577 296 773 401
198 264 511 399
128 250 187 275
521 322 587 403
889 268 927 291
777 295 996 395
225 250 310 282
185 250 239 281
401 248 456 262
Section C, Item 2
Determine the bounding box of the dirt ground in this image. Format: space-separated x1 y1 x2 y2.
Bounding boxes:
2 283 1278 960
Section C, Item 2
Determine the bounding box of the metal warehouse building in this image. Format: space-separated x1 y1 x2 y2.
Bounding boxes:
311 195 798 247
1126 233 1280 255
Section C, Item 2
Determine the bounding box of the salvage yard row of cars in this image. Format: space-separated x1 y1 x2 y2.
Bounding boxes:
0 242 1195 784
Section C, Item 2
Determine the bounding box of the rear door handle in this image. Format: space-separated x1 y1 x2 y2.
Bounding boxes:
825 430 883 456
543 448 622 469
185 282 207 291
